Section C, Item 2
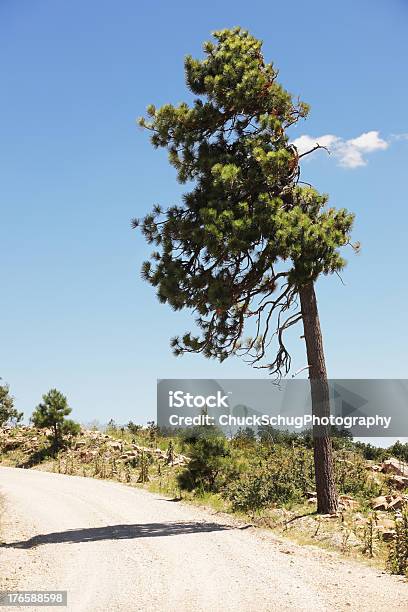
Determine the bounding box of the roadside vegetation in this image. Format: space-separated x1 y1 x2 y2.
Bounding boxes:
1 418 408 577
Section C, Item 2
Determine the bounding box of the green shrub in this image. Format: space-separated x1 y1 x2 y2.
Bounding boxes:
226 466 300 512
177 435 235 492
224 446 314 512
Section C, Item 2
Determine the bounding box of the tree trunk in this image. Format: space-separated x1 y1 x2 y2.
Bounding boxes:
53 423 59 453
299 281 338 514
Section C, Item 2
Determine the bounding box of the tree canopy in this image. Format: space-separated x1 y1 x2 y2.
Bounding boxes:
135 27 355 376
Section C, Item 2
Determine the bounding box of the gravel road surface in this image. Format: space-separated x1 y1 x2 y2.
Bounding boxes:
1 466 407 611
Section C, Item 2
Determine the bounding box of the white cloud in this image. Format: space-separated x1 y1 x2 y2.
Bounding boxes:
290 134 340 153
292 130 389 169
348 131 388 152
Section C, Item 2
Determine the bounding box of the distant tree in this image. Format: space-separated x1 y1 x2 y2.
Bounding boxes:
257 425 298 447
388 441 408 463
178 423 220 447
127 420 142 435
31 389 80 450
107 418 117 432
0 379 23 426
147 420 159 443
136 27 357 513
353 441 387 462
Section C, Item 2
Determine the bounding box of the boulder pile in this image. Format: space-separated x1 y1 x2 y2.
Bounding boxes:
0 425 188 467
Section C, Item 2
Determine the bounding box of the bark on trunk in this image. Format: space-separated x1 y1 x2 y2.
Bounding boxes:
299 281 338 515
53 423 60 453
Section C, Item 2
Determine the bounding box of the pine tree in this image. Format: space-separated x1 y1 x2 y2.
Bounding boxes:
0 379 23 426
32 388 80 450
135 27 356 514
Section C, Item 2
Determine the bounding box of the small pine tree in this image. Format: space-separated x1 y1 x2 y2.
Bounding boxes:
147 420 159 445
178 435 231 492
31 389 80 450
107 418 117 433
127 420 142 436
0 379 23 426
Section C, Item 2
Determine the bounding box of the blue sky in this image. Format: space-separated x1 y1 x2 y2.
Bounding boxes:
1 0 407 425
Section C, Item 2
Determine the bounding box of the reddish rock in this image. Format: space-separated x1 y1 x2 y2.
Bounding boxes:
382 458 408 477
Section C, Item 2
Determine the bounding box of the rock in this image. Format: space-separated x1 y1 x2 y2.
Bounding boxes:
371 494 408 511
339 495 359 510
120 451 138 459
106 441 121 450
388 475 408 490
137 446 154 454
371 496 388 510
320 513 340 519
382 458 408 477
377 517 395 530
367 464 383 472
171 458 187 466
381 530 395 542
353 513 368 525
388 496 406 511
74 440 87 449
89 431 103 439
79 449 98 461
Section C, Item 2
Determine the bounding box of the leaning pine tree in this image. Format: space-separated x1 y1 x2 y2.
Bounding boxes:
135 27 356 514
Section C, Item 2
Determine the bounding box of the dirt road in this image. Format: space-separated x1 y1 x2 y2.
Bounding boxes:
0 467 407 611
